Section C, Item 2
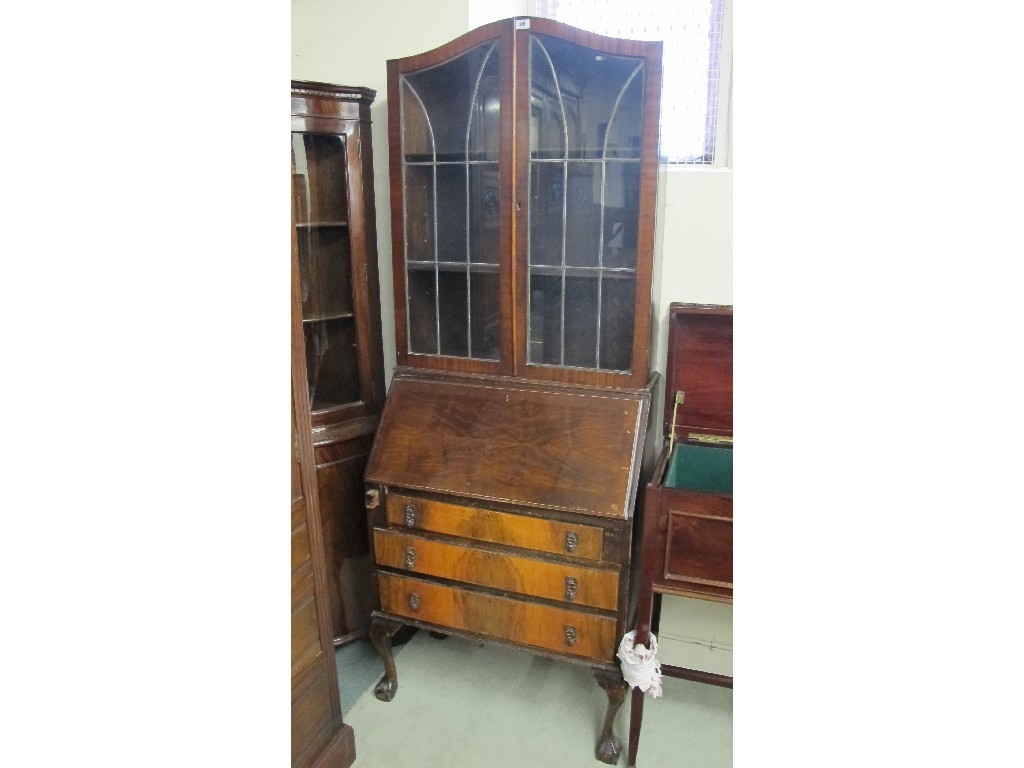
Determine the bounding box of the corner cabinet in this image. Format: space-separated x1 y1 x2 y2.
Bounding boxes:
292 191 356 768
365 18 662 765
292 82 386 645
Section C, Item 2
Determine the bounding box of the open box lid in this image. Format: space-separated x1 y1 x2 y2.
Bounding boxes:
663 303 733 443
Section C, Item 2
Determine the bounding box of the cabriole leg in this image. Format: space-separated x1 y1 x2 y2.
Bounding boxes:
594 667 628 764
369 616 403 702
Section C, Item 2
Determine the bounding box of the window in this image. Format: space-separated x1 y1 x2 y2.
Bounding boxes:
533 0 731 166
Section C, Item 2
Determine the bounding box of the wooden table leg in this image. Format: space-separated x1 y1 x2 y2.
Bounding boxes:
369 615 403 702
594 667 628 764
626 685 645 767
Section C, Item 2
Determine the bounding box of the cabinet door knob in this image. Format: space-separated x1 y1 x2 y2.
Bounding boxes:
405 546 417 569
404 504 417 527
565 531 578 552
565 576 578 602
564 625 577 647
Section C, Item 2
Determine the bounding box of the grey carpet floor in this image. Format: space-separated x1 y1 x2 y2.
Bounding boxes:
336 631 731 767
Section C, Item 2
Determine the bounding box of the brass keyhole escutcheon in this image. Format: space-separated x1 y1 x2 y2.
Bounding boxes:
565 576 578 602
405 546 416 569
565 531 578 552
409 592 421 611
404 505 416 527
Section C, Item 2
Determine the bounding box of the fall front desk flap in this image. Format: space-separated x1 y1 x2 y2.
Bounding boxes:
365 371 653 518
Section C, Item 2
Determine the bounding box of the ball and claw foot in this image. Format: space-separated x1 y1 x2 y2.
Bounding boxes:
595 734 622 765
373 676 397 702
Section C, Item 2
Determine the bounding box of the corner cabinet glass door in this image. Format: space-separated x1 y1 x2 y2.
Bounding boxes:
293 133 363 412
389 23 515 375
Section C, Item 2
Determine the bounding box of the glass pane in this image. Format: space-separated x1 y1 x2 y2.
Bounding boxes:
468 164 500 265
562 276 599 368
403 165 435 264
565 161 601 268
467 50 501 162
599 275 635 371
435 164 467 262
304 319 359 409
529 162 564 267
296 226 353 320
293 134 349 222
602 161 641 270
407 268 438 354
603 73 644 159
437 270 469 357
402 42 500 161
529 274 563 365
470 270 500 360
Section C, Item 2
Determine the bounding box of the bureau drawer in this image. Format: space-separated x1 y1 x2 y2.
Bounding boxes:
374 528 619 610
378 572 617 662
386 493 604 561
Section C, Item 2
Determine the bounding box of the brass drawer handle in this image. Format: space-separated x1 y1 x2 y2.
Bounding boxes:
404 504 417 527
565 531 578 552
408 592 420 611
564 624 577 647
405 546 416 569
565 576 577 602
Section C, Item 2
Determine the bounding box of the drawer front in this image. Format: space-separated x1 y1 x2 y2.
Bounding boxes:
665 509 733 590
374 528 619 610
378 572 617 662
387 493 604 561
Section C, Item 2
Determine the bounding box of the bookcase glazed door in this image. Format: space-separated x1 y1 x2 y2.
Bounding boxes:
515 18 662 389
387 21 516 376
292 81 386 645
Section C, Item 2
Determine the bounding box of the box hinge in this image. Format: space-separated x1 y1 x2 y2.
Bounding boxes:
668 391 685 454
670 391 733 449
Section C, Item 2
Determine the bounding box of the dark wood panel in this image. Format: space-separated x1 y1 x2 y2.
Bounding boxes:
665 509 733 590
378 572 617 662
316 444 375 642
291 671 334 765
374 528 619 610
366 373 647 517
664 304 733 438
385 492 605 560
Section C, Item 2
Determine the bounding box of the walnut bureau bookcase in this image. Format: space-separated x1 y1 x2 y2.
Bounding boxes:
291 82 387 646
363 17 663 764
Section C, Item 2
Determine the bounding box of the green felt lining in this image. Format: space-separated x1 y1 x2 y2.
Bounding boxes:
664 443 733 494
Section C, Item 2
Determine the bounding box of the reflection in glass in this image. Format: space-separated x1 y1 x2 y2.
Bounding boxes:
399 40 502 360
527 34 645 372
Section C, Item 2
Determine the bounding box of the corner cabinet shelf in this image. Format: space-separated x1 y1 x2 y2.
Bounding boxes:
364 18 662 765
292 81 386 647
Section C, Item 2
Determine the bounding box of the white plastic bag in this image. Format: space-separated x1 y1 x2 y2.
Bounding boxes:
616 630 663 699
